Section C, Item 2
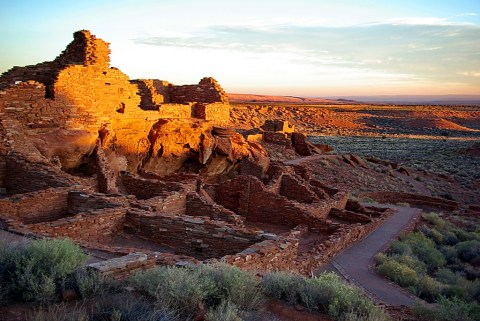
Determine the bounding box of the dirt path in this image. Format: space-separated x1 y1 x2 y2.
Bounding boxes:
317 206 422 306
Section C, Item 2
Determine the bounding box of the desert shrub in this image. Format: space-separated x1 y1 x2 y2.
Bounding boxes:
442 230 460 246
260 271 304 305
439 245 459 265
402 232 445 271
414 296 480 321
396 254 427 274
91 295 179 321
455 240 480 262
389 240 412 256
130 266 215 318
309 273 383 320
198 263 262 311
205 301 241 321
414 275 443 302
376 257 417 288
3 238 87 304
73 268 107 299
422 213 446 229
437 296 480 321
28 303 89 321
435 268 463 285
421 226 444 245
262 272 388 320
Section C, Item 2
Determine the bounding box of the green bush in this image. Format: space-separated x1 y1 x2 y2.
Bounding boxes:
260 271 304 305
389 240 412 256
73 268 106 300
455 240 480 262
415 275 443 302
309 273 383 320
422 213 446 229
396 254 427 274
376 258 418 288
2 238 87 304
198 263 262 311
261 272 390 321
130 266 214 318
413 296 480 321
402 232 445 271
206 301 241 321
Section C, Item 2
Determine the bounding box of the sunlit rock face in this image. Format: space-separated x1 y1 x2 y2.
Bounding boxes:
0 30 265 192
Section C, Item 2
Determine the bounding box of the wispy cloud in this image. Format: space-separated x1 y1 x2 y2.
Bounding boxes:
133 18 480 93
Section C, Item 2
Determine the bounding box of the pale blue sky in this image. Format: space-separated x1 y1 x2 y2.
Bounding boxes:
1 0 479 96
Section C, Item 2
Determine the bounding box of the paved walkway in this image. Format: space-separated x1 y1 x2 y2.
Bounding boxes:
318 206 422 306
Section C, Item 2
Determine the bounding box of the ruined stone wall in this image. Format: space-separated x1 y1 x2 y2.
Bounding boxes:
279 174 318 204
222 229 301 273
5 155 81 194
215 176 346 229
263 132 291 146
54 65 141 131
28 208 126 242
193 102 231 122
88 252 157 280
67 191 128 215
131 79 168 109
0 81 65 128
214 176 250 215
121 175 189 199
215 176 320 228
0 187 71 224
137 193 187 215
158 104 192 118
124 209 264 259
0 30 110 94
185 192 244 225
261 120 295 133
169 77 228 104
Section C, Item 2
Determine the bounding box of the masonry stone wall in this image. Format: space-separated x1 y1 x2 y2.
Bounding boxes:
169 77 228 105
263 132 291 146
0 187 71 224
185 192 244 225
124 209 265 259
261 120 295 133
222 229 301 273
137 193 187 215
214 175 348 229
279 174 318 204
5 155 81 194
121 175 185 199
67 191 128 215
28 208 126 243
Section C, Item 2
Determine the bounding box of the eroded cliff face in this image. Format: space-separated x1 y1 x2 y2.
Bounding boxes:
0 30 265 193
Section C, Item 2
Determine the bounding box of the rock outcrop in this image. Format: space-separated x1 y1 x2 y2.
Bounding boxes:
0 30 262 192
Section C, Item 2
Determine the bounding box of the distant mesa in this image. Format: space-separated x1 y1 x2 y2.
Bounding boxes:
227 93 361 104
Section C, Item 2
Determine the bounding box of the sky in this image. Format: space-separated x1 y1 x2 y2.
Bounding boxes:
1 0 479 97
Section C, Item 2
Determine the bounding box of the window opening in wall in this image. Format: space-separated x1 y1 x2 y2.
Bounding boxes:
116 102 125 114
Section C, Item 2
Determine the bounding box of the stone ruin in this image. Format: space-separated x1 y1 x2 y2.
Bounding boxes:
0 30 393 278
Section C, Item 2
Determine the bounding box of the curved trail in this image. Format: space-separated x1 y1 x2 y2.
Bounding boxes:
286 155 427 306
318 206 421 306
